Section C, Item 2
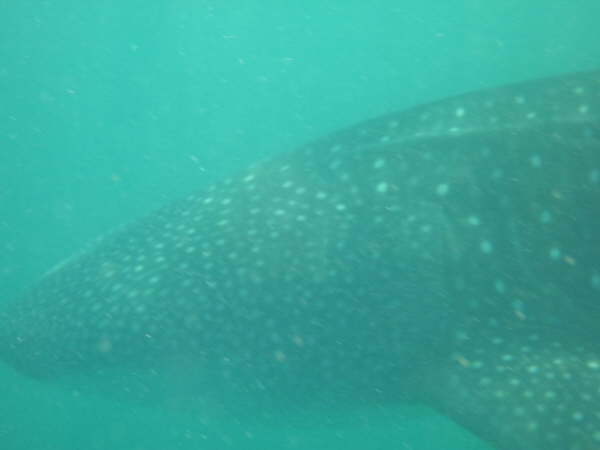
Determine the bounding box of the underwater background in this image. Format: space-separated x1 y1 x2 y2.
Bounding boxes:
0 1 598 449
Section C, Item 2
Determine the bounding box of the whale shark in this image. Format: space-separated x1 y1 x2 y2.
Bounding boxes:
0 70 599 449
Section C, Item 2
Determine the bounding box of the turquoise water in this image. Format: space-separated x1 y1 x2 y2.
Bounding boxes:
0 1 598 449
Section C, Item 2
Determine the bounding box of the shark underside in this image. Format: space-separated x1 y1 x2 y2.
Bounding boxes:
1 70 600 449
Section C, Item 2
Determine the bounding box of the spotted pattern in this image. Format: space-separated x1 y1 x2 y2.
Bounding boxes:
430 328 600 450
1 70 600 449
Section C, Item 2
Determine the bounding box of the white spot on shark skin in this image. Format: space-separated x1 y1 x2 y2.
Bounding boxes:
480 240 493 254
513 406 525 417
421 224 434 233
388 120 398 128
591 273 600 290
493 390 506 399
578 105 589 114
455 107 466 117
514 96 525 104
491 168 503 179
585 359 599 370
494 280 506 294
549 247 561 260
540 210 552 224
526 112 537 120
530 154 542 168
479 377 492 387
573 86 585 95
282 180 293 188
436 184 449 196
590 169 600 184
376 182 389 193
329 159 342 170
467 215 481 226
316 191 327 200
243 174 255 183
373 158 386 169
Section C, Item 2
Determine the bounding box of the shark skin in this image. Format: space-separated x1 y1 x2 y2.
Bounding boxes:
0 70 599 449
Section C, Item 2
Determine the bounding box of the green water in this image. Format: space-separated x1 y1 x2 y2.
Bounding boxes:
0 1 598 449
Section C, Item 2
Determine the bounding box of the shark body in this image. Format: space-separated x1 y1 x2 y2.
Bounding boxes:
1 70 600 449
